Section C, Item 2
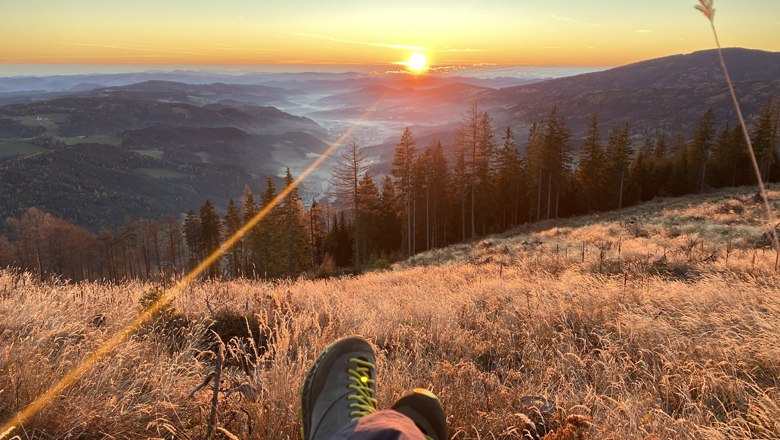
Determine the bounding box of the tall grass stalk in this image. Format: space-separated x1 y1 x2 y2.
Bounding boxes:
695 0 780 263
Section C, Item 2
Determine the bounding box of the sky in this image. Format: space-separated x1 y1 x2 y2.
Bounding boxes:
1 0 778 68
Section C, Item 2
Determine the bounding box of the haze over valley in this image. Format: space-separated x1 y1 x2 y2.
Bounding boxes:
2 48 778 231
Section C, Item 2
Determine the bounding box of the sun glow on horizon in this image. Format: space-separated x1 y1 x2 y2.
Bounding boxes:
406 52 428 74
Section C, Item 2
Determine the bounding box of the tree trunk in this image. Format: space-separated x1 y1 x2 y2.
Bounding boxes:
546 171 552 220
536 169 543 222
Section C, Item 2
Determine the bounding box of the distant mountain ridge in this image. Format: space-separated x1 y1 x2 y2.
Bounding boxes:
1 48 778 231
483 48 780 138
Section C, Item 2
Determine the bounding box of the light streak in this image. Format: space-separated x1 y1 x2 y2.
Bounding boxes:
0 101 384 439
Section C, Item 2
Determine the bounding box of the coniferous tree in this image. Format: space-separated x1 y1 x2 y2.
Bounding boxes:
199 200 222 278
325 212 353 267
454 102 481 239
258 177 282 277
183 209 201 270
280 169 310 276
308 200 327 269
526 108 572 220
626 138 656 205
356 173 382 262
451 137 470 241
605 124 633 209
427 140 449 247
688 109 715 193
413 146 432 252
751 100 778 182
162 214 182 273
708 124 744 188
495 127 521 229
391 128 417 256
241 186 260 277
653 135 674 196
666 134 690 196
476 111 497 234
377 176 401 256
524 122 545 222
223 198 243 277
575 114 607 212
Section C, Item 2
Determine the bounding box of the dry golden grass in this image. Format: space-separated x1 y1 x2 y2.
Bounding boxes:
1 186 779 439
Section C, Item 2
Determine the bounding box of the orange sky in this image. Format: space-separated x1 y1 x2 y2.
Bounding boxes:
1 0 778 67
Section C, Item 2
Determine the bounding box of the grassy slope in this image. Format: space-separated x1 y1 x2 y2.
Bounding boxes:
1 186 779 439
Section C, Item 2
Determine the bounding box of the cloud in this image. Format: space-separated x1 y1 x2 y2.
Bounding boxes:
293 33 425 51
635 29 652 33
58 41 208 57
549 14 605 28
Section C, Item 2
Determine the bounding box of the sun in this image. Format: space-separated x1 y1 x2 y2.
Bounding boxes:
406 52 428 74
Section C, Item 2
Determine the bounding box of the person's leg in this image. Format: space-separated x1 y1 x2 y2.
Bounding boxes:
300 336 447 440
300 336 379 440
328 409 426 440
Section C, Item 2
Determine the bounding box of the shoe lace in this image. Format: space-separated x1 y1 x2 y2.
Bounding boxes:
347 357 377 420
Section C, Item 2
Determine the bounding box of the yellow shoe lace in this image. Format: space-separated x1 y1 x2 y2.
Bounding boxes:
347 357 377 420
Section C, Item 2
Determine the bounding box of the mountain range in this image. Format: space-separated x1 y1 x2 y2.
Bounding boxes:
1 48 777 231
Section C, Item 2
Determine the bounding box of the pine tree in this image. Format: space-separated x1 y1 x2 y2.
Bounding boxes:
666 134 690 196
280 168 310 276
356 173 382 262
456 102 481 238
626 138 656 205
752 100 778 182
605 124 632 209
428 140 449 247
688 109 715 193
495 127 521 229
308 200 326 269
223 198 242 277
391 128 417 256
258 177 281 277
199 200 222 278
183 209 201 270
413 146 432 252
575 114 607 212
708 124 742 188
525 108 572 220
378 176 402 255
653 135 674 196
241 186 259 277
451 147 469 241
524 122 545 222
476 111 497 234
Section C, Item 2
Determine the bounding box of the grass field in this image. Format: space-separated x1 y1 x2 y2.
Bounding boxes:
0 141 48 157
1 186 778 439
60 135 122 146
131 149 165 160
11 114 68 136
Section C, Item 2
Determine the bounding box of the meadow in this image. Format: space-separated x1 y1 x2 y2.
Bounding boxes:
1 186 778 439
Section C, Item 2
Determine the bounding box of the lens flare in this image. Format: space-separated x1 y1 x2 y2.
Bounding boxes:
0 93 391 440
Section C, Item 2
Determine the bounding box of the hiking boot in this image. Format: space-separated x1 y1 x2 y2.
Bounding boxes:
391 388 448 440
300 336 378 440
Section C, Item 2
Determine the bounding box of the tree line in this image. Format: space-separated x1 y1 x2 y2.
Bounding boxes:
1 100 777 282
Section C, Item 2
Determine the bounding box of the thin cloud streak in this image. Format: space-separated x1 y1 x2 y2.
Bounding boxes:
57 42 208 57
293 33 426 51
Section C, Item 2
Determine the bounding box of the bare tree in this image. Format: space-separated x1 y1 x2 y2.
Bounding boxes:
329 138 369 266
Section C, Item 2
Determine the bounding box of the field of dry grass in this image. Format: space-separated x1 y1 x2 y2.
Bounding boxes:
1 186 779 439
